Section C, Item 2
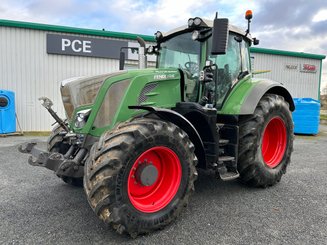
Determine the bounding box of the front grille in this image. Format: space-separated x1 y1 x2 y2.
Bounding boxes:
138 83 158 105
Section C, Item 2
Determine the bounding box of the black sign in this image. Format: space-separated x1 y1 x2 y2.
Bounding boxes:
47 34 128 59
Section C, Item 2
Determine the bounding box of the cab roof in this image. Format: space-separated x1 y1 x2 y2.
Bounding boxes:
163 19 252 42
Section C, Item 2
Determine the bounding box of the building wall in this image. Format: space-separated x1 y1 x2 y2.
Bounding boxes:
0 26 140 131
0 23 324 132
251 53 321 100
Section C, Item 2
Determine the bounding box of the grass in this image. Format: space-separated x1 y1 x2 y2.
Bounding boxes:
321 114 327 120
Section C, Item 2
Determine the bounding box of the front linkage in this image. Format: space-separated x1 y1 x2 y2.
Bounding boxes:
18 97 86 179
18 142 85 178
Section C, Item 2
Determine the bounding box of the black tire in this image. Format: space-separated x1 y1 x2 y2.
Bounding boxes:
84 117 197 237
47 124 70 154
48 124 83 187
238 94 294 187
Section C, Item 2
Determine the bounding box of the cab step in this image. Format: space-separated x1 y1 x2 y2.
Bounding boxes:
217 155 239 181
218 155 235 162
219 139 229 146
218 170 240 181
217 165 240 181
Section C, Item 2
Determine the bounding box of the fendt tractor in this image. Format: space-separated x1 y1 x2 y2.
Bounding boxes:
19 11 294 237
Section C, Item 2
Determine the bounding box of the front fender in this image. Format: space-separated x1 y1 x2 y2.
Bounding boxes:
219 77 295 115
129 106 206 168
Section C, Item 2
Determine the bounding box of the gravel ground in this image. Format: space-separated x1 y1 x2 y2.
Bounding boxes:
0 125 327 245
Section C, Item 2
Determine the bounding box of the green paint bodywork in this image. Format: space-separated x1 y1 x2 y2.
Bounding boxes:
218 75 294 115
218 74 254 114
69 66 269 138
71 68 181 137
66 39 287 139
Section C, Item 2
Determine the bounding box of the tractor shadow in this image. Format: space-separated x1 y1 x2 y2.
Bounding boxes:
194 169 250 195
54 169 261 242
11 146 268 244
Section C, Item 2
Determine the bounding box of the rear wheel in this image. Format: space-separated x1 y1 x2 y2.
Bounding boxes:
84 118 197 237
47 124 83 187
238 94 294 187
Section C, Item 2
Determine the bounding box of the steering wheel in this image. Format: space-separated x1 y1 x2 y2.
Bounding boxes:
184 61 199 75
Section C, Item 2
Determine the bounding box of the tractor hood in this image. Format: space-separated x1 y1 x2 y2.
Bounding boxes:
60 71 127 119
60 68 182 120
60 68 181 136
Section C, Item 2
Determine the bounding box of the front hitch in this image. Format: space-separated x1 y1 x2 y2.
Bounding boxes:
18 142 85 178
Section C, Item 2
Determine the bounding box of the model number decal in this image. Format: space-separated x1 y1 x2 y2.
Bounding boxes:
153 74 175 80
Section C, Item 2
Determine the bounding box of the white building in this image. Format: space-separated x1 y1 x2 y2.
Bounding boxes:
0 19 155 132
0 20 325 132
251 47 325 100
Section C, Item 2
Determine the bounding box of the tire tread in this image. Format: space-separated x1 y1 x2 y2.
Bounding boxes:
84 118 197 236
238 94 294 187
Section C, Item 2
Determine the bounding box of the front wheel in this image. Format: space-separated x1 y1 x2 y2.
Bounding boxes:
238 94 294 187
84 118 197 237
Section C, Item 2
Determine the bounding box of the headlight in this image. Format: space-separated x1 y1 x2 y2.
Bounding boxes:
74 109 91 128
188 18 194 27
187 17 205 28
193 17 202 26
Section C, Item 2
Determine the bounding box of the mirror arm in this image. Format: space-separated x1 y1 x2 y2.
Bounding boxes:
245 19 251 37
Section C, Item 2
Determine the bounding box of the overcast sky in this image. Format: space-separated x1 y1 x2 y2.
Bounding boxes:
1 0 326 92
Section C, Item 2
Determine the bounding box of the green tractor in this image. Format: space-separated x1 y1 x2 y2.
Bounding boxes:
19 11 294 237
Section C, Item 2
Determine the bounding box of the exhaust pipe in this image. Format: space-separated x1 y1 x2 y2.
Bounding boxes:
136 36 147 69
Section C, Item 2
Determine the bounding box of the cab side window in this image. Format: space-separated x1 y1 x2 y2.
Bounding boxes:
208 33 250 109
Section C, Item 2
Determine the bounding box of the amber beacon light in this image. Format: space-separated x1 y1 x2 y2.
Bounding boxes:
245 10 253 20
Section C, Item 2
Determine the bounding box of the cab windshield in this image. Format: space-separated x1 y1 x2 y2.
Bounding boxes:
157 31 251 108
157 32 201 101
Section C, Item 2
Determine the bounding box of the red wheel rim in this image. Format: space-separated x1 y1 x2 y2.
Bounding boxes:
261 117 287 168
127 146 182 213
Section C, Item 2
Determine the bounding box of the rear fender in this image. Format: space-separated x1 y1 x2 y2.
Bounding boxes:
220 78 295 115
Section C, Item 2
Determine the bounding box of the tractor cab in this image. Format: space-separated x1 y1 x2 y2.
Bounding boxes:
153 12 257 109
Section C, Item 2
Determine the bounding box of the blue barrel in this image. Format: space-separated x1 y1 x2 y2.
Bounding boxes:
292 98 320 135
0 90 16 134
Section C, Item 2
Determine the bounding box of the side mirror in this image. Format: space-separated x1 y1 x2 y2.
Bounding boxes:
211 13 229 55
119 51 125 70
253 37 260 45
